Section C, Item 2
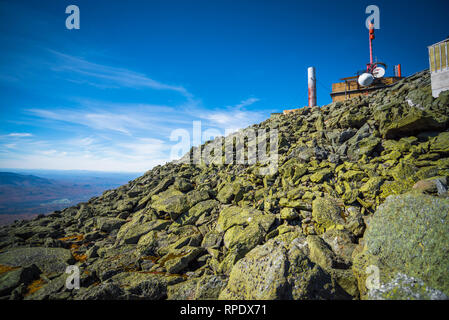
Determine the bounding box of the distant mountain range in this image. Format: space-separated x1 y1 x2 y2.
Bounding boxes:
0 170 141 225
0 172 54 186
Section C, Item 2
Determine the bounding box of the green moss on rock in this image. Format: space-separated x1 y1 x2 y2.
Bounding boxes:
353 193 449 299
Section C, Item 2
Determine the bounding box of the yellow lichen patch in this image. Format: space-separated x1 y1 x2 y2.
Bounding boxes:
138 271 165 275
122 263 139 272
72 251 87 263
0 264 20 275
68 242 87 262
107 254 121 262
158 252 189 267
141 256 160 263
58 234 84 242
24 279 45 296
70 243 80 250
137 270 188 279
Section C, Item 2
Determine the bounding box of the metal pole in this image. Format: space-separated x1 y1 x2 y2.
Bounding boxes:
308 67 317 107
369 23 374 66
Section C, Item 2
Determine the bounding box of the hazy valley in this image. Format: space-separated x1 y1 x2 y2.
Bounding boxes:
0 170 141 225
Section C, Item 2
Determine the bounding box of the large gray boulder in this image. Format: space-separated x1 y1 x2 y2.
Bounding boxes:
219 234 351 300
0 247 74 277
353 193 449 299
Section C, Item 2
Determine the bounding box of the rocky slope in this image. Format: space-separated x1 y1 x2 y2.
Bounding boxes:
1 70 448 300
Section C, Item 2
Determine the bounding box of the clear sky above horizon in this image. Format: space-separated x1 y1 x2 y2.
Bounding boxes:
1 0 448 172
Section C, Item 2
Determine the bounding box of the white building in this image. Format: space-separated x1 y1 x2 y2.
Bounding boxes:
428 38 449 98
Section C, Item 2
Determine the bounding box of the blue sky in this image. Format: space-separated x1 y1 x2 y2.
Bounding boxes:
0 0 448 172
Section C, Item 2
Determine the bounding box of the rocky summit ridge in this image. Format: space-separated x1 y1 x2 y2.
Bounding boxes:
1 70 449 300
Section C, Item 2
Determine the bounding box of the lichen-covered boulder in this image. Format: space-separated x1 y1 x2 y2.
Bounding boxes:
367 273 448 300
201 230 223 249
311 197 345 233
137 230 177 256
321 229 357 264
177 199 219 226
218 237 351 300
91 245 141 281
216 206 274 233
78 272 183 300
380 108 447 139
360 177 384 197
223 222 265 252
158 246 204 274
151 190 190 220
306 235 358 297
116 219 170 244
96 217 126 233
24 273 70 300
195 274 228 299
167 274 228 300
430 131 449 154
347 136 381 160
216 182 243 204
309 168 332 183
173 177 193 192
167 277 199 300
353 193 449 299
280 207 299 220
0 247 74 277
0 264 41 296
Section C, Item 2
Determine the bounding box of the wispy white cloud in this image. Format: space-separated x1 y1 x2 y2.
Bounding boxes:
0 134 171 172
5 133 33 137
76 99 177 114
0 152 165 172
234 97 260 108
118 138 169 157
1 96 265 171
197 97 263 132
0 33 277 172
1 45 268 171
48 50 192 97
40 149 58 155
73 137 95 147
27 108 148 135
25 96 202 137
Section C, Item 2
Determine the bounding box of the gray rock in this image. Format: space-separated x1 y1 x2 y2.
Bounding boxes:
0 264 41 297
219 237 350 300
0 247 74 277
96 217 126 233
353 193 449 299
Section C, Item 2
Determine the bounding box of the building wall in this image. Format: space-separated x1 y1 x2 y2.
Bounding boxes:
330 77 401 102
431 70 449 98
429 39 449 98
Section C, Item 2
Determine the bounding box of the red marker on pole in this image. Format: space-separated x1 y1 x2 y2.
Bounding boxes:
369 22 375 64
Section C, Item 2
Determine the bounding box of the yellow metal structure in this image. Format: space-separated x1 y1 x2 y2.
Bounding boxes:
429 38 449 72
330 76 402 102
428 38 449 97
